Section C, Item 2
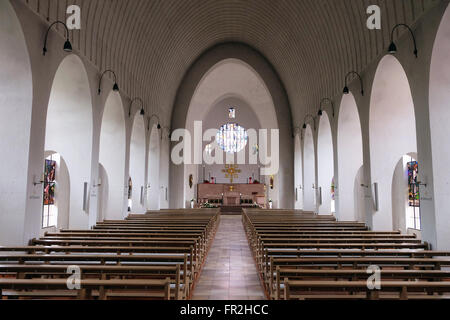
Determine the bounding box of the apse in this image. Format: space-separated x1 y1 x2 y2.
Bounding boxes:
303 125 316 212
99 91 126 220
147 124 161 210
317 112 334 215
183 59 279 208
429 4 450 249
129 114 146 213
337 93 364 221
294 134 303 210
45 55 93 229
0 1 33 245
369 55 417 231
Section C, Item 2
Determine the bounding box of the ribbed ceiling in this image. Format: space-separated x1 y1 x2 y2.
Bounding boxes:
23 0 440 126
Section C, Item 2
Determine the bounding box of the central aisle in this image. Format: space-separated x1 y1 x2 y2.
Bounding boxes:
192 215 266 300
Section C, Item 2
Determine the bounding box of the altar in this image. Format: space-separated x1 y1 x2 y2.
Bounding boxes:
197 183 266 208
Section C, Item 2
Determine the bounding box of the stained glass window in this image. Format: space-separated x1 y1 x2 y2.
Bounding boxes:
408 161 420 207
406 159 421 230
216 123 248 154
42 154 58 228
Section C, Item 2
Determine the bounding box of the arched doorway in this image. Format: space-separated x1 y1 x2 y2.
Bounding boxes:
303 125 316 212
429 4 450 249
148 124 161 210
337 93 364 221
317 112 334 215
0 1 33 245
99 91 126 220
45 55 93 229
129 114 146 213
370 55 417 230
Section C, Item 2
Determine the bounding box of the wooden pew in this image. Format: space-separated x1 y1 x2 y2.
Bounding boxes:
0 278 171 300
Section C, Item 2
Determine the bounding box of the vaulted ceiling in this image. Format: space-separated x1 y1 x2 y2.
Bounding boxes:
23 0 440 126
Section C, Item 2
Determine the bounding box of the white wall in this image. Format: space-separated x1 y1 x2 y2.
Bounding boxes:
303 125 316 212
337 93 364 221
430 4 450 249
148 125 161 210
0 0 33 246
45 55 92 229
99 92 126 220
317 112 334 215
294 134 303 209
129 114 146 213
392 156 408 233
369 55 417 231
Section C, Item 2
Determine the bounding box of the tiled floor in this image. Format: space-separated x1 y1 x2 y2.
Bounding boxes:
191 215 266 300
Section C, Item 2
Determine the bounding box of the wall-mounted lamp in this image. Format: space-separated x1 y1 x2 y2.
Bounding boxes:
33 173 45 186
98 70 119 95
129 98 145 118
318 98 335 118
43 21 72 56
93 178 102 188
302 114 316 131
343 71 364 96
148 114 161 131
388 24 418 58
161 126 171 140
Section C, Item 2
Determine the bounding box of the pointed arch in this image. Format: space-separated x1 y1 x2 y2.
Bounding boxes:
317 112 334 215
45 54 93 229
99 91 126 220
129 114 146 213
148 124 161 210
369 55 417 230
303 125 316 212
0 0 33 245
337 93 364 221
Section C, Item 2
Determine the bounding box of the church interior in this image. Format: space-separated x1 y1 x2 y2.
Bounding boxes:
2 0 450 304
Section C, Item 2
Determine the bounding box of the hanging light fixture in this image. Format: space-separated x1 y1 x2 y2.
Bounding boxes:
388 24 418 58
98 70 119 95
43 21 72 56
343 71 364 96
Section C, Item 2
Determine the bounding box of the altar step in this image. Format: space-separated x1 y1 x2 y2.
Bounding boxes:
220 206 243 215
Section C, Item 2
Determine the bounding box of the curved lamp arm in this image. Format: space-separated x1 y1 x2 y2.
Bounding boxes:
318 98 334 118
389 24 418 58
147 114 161 131
343 71 364 96
98 70 119 95
129 98 145 117
302 114 316 131
43 21 72 56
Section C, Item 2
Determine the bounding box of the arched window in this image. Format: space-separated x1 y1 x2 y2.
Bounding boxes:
216 123 248 154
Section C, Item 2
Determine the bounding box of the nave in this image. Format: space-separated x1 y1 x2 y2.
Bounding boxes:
1 208 450 300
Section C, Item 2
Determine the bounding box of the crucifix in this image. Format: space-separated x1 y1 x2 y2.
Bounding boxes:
222 164 241 183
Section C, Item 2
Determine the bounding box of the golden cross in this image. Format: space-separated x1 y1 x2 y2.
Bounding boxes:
222 165 241 183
